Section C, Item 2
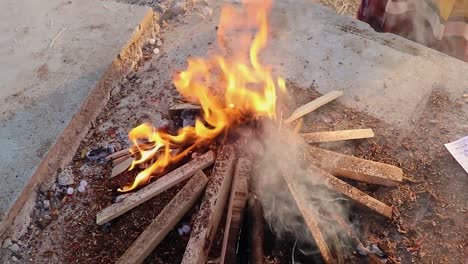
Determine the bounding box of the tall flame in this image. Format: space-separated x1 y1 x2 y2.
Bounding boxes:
119 0 286 192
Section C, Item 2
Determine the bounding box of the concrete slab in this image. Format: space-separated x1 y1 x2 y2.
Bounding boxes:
158 0 468 130
0 0 152 225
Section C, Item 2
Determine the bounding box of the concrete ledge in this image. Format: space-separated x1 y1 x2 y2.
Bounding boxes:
0 2 157 239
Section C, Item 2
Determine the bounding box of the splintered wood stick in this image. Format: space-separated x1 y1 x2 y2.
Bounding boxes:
305 146 403 187
96 151 215 225
106 148 131 161
285 90 343 123
110 157 135 178
220 157 251 264
182 145 237 264
112 154 133 166
301 129 375 143
249 196 264 264
281 170 334 264
306 164 393 218
116 171 208 264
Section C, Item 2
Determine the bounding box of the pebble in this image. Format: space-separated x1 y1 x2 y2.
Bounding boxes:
77 185 86 193
80 180 88 187
67 187 74 195
171 0 187 15
2 238 12 248
199 6 213 18
156 39 162 47
42 200 51 211
58 167 74 186
153 48 160 54
9 243 20 253
148 38 156 45
11 256 18 262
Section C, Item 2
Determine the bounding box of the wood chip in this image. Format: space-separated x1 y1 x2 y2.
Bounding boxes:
285 90 343 123
305 146 403 186
301 128 374 143
106 148 131 161
220 157 251 264
281 170 334 264
96 151 216 225
306 164 393 218
182 145 237 264
110 157 134 178
116 171 208 264
168 103 201 117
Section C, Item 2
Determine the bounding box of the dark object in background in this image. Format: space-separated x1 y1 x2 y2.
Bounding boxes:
357 0 467 62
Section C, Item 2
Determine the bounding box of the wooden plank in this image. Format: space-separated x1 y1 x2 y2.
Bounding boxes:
281 170 334 264
110 157 134 178
181 145 237 264
116 171 208 264
306 164 393 218
96 151 216 225
220 157 251 264
249 196 264 264
301 129 374 143
304 146 403 186
106 148 131 161
285 90 343 123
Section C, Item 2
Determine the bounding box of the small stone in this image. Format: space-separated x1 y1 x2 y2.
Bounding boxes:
58 167 74 186
66 187 74 195
77 185 86 193
12 256 18 262
79 180 88 188
8 243 20 253
156 39 162 47
177 227 184 236
42 200 51 210
368 244 384 257
2 238 12 248
153 48 160 54
171 0 187 15
199 6 213 18
182 224 191 234
148 38 156 45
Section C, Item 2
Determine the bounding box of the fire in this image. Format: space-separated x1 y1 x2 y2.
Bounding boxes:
119 0 286 192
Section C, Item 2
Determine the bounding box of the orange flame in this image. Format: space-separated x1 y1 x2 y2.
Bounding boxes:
119 0 286 192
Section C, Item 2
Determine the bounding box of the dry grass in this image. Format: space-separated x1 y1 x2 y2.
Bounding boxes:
311 0 360 16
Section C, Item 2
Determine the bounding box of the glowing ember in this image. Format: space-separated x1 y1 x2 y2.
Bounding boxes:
119 0 286 192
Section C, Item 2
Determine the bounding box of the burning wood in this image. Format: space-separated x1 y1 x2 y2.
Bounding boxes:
301 128 375 143
110 157 134 178
181 145 237 264
305 146 403 187
96 151 215 225
116 171 208 264
248 196 265 264
220 157 251 264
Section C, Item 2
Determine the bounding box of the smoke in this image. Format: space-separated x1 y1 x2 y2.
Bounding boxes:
244 121 353 259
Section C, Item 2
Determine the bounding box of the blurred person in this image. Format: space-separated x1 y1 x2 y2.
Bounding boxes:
357 0 468 62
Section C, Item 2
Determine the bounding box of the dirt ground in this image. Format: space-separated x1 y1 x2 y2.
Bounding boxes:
1 0 466 264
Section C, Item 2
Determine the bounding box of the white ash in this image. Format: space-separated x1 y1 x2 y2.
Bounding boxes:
148 38 156 45
182 224 191 234
11 256 18 262
153 48 160 54
42 200 50 211
58 166 74 186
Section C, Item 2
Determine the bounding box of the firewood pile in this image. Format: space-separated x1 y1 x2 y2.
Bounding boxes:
96 90 403 264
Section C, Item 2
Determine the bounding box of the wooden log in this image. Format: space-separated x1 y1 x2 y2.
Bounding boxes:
181 145 237 264
301 129 374 143
96 151 216 225
305 146 403 187
249 196 264 264
281 170 334 264
110 157 134 178
285 90 343 123
306 164 393 218
220 157 251 264
116 171 209 264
